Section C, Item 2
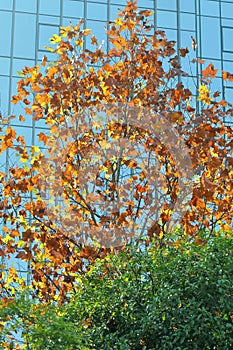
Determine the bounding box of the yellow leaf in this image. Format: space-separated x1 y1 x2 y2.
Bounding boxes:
2 234 13 244
75 39 84 47
60 25 70 37
83 28 92 36
16 70 25 77
198 84 212 105
20 155 29 163
115 18 123 26
50 34 62 44
44 46 55 52
31 145 40 153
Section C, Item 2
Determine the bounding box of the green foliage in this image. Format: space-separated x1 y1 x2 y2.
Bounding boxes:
1 232 233 349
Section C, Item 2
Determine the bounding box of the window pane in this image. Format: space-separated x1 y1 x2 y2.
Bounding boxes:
0 152 6 170
157 10 177 29
223 52 233 62
225 88 233 105
163 28 177 42
201 16 221 59
10 77 32 121
223 27 233 52
0 76 10 115
39 24 59 51
39 15 60 25
0 0 13 10
12 58 35 77
200 0 219 16
221 17 233 28
62 17 84 27
39 0 60 16
0 11 12 56
157 0 176 11
14 13 36 59
180 13 195 30
180 0 195 13
37 51 57 61
86 20 107 50
210 77 223 92
110 0 128 4
0 57 10 76
110 5 125 21
223 60 233 73
15 0 37 13
14 126 33 145
87 2 107 20
88 0 107 2
181 76 197 93
180 30 195 53
222 2 233 19
63 0 84 18
138 0 154 8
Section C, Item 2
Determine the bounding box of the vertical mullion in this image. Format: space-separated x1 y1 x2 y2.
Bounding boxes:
219 1 225 104
154 0 157 31
8 0 15 116
177 0 181 73
84 0 87 49
6 0 16 177
107 0 110 53
196 0 201 113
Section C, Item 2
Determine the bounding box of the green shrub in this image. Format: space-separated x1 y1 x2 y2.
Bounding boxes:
1 232 233 349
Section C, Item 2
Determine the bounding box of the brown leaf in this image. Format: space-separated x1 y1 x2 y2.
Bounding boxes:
179 47 189 57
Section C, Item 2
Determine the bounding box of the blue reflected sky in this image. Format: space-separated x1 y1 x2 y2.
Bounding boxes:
0 0 232 135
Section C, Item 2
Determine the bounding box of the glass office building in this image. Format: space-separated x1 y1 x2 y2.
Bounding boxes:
0 0 233 139
0 0 232 284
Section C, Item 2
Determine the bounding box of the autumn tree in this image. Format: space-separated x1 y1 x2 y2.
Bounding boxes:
0 0 233 308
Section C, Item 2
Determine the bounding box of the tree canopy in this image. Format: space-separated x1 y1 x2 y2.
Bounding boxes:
0 2 233 347
1 232 233 349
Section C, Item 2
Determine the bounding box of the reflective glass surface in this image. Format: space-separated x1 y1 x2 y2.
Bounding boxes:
0 0 233 282
0 0 232 145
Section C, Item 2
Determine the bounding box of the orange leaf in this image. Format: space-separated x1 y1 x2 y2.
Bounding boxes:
19 115 25 122
41 55 48 66
139 10 154 17
109 37 127 51
25 107 33 115
38 132 49 145
11 95 21 104
222 70 233 82
11 230 20 237
91 36 98 45
202 63 218 79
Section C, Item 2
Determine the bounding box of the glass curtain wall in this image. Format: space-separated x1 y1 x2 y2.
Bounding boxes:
0 0 233 139
0 0 232 278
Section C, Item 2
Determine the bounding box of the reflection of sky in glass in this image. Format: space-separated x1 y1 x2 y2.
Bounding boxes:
0 0 232 302
0 0 232 142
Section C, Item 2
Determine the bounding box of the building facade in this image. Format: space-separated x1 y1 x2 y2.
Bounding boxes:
0 0 233 141
0 0 233 285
